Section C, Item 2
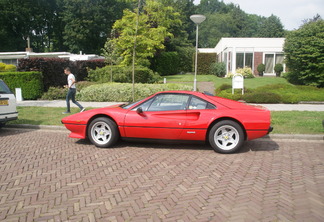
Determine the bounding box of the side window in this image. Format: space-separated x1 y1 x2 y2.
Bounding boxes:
147 94 190 111
188 97 216 110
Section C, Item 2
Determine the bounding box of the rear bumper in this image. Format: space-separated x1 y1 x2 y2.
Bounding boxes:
0 113 18 123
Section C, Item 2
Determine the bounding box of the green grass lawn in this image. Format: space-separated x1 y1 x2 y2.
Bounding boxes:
8 106 324 134
165 74 289 89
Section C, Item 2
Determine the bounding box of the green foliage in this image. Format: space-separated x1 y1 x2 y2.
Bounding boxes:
0 63 16 72
88 65 161 83
108 0 181 67
210 62 226 77
62 0 128 54
41 81 96 100
0 72 43 99
17 58 105 90
215 83 231 94
175 46 195 73
284 19 324 87
197 53 217 74
216 83 324 103
256 15 285 37
0 63 5 71
226 67 254 79
152 52 180 76
41 87 67 100
274 63 283 77
77 83 192 102
257 64 265 76
242 92 282 103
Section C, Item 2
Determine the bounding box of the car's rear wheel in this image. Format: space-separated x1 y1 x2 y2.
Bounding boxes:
209 120 244 153
87 117 119 148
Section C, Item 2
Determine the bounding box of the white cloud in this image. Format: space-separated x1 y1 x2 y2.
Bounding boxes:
194 0 324 30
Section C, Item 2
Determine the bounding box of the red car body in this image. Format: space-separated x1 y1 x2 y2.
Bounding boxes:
62 91 272 153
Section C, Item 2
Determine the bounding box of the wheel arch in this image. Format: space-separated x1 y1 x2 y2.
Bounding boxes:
86 114 119 138
206 117 247 142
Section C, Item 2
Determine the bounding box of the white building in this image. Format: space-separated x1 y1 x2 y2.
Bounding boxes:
200 37 286 76
0 51 104 66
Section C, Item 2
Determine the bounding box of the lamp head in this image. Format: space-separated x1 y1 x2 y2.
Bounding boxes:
190 14 206 24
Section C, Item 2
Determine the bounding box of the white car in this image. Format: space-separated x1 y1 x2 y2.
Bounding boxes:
0 80 18 127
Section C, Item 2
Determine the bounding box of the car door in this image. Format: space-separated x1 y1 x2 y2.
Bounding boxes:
179 96 217 141
123 93 190 140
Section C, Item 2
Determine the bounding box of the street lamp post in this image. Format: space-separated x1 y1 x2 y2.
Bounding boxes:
190 14 206 91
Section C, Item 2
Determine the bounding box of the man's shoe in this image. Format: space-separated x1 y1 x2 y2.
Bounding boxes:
62 111 71 114
80 108 86 112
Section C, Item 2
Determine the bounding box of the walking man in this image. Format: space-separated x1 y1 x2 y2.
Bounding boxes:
62 67 85 114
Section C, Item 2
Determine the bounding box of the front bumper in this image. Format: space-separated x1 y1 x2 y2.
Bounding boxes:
268 126 273 134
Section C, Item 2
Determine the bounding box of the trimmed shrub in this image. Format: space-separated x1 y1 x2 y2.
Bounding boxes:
210 62 226 77
257 64 265 76
274 63 283 77
0 63 6 71
226 67 254 79
242 92 282 103
40 81 96 100
41 87 67 100
215 83 232 94
4 64 16 72
176 46 194 73
88 65 161 84
197 53 217 74
152 51 180 76
0 63 16 72
77 83 192 102
0 72 43 99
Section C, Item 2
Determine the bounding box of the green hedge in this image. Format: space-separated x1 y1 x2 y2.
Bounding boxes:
0 72 43 99
88 65 161 84
17 58 105 91
152 51 180 76
197 53 217 74
77 83 192 102
216 83 324 103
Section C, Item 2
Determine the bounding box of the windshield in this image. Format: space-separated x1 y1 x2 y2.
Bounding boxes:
0 80 13 94
122 100 143 109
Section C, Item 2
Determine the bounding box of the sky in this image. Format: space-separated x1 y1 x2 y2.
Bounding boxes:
194 0 324 30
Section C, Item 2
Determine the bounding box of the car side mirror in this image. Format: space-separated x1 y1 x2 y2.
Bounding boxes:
136 107 143 114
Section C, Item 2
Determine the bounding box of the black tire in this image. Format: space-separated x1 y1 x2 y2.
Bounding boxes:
209 120 244 154
87 117 119 148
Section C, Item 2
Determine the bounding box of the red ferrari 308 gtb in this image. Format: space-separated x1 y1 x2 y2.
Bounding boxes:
62 91 272 153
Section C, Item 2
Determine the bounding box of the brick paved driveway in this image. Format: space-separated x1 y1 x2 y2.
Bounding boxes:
0 128 323 222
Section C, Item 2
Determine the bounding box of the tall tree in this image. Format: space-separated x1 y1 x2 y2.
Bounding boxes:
108 0 181 67
257 14 285 37
284 19 324 87
62 0 129 54
0 0 62 52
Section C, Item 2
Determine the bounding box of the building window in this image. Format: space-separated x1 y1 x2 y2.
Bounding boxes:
265 53 284 74
1 59 18 66
236 52 253 69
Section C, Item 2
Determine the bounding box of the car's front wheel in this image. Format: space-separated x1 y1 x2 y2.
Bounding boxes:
209 120 244 153
87 117 119 148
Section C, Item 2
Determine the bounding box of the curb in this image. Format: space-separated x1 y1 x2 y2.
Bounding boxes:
4 124 323 141
4 124 67 131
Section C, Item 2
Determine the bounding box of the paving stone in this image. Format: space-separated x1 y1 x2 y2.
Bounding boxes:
0 128 323 221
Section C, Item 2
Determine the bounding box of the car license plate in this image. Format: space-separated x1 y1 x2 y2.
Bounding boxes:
0 100 8 105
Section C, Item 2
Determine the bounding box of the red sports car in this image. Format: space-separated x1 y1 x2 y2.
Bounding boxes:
61 91 272 153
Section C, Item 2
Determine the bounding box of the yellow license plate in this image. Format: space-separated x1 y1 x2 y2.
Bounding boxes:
0 100 9 105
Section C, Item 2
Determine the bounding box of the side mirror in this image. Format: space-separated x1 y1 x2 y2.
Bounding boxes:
136 107 143 114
